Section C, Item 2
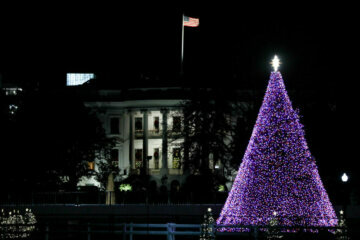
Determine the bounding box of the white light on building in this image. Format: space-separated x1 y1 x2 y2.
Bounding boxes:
66 73 95 86
3 87 22 96
341 173 349 183
9 104 18 115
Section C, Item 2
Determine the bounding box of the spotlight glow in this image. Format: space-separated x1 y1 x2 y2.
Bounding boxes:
341 173 349 183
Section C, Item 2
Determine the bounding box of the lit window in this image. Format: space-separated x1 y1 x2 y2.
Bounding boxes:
66 73 95 86
154 148 160 169
88 161 95 170
172 148 181 169
154 117 160 133
135 149 143 169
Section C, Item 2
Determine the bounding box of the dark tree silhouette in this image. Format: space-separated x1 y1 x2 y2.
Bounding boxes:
0 90 115 192
168 87 254 196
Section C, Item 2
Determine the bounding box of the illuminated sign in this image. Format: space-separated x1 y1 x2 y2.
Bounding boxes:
66 73 95 86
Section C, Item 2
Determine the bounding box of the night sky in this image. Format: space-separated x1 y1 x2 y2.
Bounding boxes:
0 5 352 184
0 6 340 86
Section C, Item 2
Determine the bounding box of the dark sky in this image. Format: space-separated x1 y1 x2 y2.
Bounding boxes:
0 5 341 88
0 5 352 180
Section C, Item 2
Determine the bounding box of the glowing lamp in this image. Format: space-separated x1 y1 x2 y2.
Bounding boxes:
341 173 349 183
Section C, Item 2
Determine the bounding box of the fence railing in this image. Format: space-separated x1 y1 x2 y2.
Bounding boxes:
1 222 350 240
1 191 228 205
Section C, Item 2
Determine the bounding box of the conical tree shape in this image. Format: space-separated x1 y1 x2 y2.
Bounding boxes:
217 71 337 229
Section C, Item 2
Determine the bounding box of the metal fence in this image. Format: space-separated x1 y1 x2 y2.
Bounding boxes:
1 191 228 205
0 222 350 240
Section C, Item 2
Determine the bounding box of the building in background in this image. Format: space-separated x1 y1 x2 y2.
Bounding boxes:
1 72 330 191
73 73 193 188
79 97 186 188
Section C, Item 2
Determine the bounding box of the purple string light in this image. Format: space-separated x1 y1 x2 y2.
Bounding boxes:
217 71 337 231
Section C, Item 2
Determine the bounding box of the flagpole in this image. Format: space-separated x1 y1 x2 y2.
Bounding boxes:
181 13 184 76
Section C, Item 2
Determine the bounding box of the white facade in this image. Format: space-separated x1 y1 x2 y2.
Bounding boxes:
78 99 186 188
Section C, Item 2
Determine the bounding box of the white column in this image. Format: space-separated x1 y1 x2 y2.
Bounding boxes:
142 110 149 175
128 110 134 170
161 109 169 175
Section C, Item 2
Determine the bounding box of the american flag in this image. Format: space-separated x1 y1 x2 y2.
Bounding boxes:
183 16 199 27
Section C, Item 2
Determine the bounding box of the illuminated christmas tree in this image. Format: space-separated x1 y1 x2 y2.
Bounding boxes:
217 56 337 230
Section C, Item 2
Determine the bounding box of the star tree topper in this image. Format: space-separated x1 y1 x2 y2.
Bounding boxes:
271 55 281 72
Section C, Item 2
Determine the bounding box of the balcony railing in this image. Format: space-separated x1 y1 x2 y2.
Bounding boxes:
148 129 162 138
0 191 229 205
134 130 143 138
130 168 183 175
135 130 162 139
149 168 160 175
